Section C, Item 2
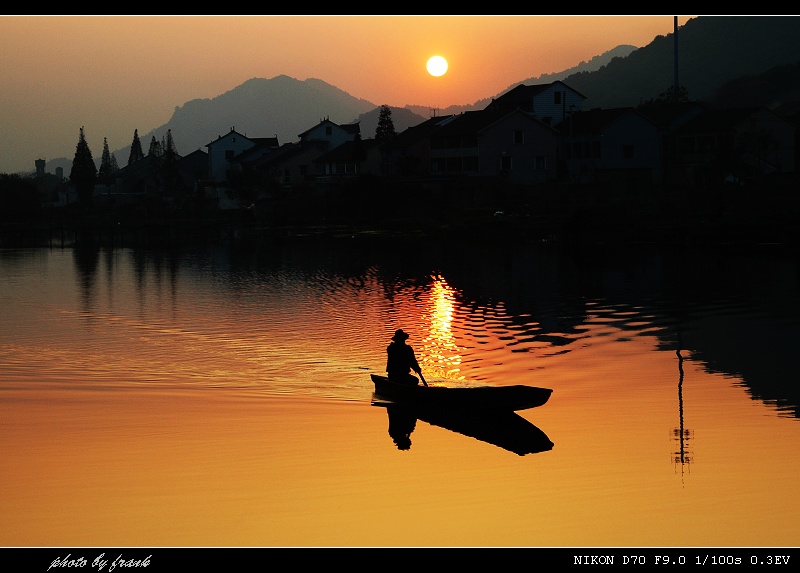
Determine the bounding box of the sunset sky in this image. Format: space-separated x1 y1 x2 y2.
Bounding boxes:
0 15 694 174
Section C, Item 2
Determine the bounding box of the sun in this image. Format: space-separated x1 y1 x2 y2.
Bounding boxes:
426 55 448 77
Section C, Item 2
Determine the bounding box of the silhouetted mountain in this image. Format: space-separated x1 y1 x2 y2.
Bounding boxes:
712 61 800 110
563 16 800 109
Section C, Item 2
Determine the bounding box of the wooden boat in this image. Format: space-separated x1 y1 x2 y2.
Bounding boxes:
370 374 552 411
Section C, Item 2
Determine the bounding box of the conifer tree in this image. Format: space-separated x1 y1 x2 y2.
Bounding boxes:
128 129 144 165
163 129 178 158
69 126 97 205
98 137 114 182
375 105 397 141
110 153 119 173
148 135 163 157
161 129 181 197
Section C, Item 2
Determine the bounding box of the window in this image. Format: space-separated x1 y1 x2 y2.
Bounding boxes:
623 145 634 159
500 156 512 171
534 155 546 171
514 130 524 145
325 126 332 136
554 91 562 105
225 150 234 160
299 165 307 176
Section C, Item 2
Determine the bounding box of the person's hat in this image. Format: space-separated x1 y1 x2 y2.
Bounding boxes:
392 329 409 341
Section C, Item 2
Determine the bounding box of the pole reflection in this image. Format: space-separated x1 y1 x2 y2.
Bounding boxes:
673 347 694 478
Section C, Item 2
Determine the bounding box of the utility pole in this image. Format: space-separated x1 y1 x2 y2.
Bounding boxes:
674 16 680 97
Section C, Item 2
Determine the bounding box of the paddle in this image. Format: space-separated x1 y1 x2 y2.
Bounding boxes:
419 371 428 387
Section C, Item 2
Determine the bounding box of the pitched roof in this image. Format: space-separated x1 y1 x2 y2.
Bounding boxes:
234 138 280 163
636 101 708 130
486 81 587 111
315 138 379 162
431 108 553 137
205 128 252 147
553 107 654 135
298 119 361 139
384 115 457 148
341 122 361 135
675 107 767 134
249 142 308 169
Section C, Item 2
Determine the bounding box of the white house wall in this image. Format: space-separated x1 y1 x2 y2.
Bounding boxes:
532 85 586 125
207 132 256 182
301 123 354 149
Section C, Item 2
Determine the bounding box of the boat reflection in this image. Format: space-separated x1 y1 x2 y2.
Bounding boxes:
374 400 554 456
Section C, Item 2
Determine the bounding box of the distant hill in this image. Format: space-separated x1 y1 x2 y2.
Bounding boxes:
42 17 800 175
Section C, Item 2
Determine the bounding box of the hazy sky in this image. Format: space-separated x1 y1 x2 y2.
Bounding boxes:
0 15 694 174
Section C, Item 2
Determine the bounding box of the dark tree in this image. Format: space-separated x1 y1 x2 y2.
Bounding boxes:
375 104 397 141
98 137 116 182
161 129 182 197
128 129 144 165
69 126 97 205
148 135 163 157
163 129 178 157
645 85 690 105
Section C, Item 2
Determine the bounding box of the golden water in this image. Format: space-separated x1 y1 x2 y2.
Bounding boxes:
1 241 798 547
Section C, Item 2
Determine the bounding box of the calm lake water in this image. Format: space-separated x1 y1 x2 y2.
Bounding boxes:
1 235 798 547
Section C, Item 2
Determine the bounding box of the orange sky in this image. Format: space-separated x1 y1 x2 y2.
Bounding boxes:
0 15 694 174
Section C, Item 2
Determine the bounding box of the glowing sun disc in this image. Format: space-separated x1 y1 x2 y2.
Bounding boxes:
427 55 448 77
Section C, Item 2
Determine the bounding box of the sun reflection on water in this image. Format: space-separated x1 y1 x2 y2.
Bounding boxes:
420 275 463 380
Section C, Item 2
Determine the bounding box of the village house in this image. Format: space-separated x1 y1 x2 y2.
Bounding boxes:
636 101 708 187
671 106 797 186
426 107 561 185
555 107 663 188
236 118 364 192
379 114 458 179
313 137 382 183
485 81 588 125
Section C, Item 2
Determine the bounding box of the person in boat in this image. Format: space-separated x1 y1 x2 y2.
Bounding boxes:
386 329 428 386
